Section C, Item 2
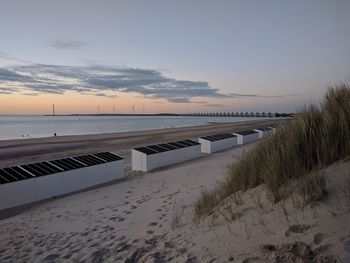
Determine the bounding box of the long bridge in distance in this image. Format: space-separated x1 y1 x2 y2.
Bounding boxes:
48 112 295 118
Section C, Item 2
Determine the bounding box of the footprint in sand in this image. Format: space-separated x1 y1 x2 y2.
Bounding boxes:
285 224 313 237
313 233 326 245
63 253 72 259
43 254 60 262
344 239 350 253
148 222 158 227
146 230 154 234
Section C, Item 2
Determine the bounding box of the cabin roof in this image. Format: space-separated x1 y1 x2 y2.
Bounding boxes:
134 139 200 155
234 130 259 135
0 152 124 185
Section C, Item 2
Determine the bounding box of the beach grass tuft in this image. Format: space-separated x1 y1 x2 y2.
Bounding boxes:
298 171 327 204
195 83 350 220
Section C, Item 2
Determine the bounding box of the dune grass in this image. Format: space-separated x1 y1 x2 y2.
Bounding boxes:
195 84 350 220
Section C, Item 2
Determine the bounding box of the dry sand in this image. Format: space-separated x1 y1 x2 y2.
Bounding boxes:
1 118 349 262
0 140 349 262
0 140 250 262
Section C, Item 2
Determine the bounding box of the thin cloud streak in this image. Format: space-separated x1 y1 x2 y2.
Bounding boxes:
205 103 225 107
47 40 88 50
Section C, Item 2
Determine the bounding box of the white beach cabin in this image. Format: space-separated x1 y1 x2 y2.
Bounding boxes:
269 127 277 134
0 152 124 211
254 127 275 139
233 130 260 145
198 133 238 153
132 139 201 172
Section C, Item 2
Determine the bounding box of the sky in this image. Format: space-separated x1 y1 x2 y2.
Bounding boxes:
0 0 349 115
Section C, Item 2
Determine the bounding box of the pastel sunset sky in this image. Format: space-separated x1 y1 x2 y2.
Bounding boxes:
0 0 349 115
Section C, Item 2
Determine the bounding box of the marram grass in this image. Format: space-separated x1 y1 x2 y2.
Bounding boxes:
195 84 350 220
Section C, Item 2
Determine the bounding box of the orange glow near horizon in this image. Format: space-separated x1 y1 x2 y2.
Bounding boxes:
0 90 300 115
0 92 219 115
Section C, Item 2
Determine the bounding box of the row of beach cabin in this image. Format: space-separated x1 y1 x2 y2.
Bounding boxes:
0 127 275 210
131 127 275 172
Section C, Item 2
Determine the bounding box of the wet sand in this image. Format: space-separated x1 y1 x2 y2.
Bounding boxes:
0 118 283 169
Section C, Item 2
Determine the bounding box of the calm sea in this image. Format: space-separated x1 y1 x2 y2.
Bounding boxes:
0 115 257 141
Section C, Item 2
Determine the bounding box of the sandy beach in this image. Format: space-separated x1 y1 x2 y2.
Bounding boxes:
1 117 349 262
0 141 349 262
0 119 282 169
0 138 249 262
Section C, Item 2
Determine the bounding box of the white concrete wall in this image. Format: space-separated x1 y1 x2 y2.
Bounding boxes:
0 179 36 210
0 159 124 211
35 172 64 201
242 133 259 144
234 134 244 145
233 133 259 144
131 149 145 171
106 161 124 182
269 127 276 134
254 129 274 139
132 145 201 172
254 129 264 139
199 137 238 153
198 138 211 153
62 168 90 194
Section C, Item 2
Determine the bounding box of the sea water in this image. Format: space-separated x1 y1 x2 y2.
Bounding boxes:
0 115 257 140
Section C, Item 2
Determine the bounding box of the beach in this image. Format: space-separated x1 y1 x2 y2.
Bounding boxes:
0 141 248 262
0 119 283 169
0 117 349 262
1 117 348 262
0 137 349 262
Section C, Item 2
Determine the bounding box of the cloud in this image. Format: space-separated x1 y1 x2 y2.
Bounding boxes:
0 68 32 82
47 40 88 50
0 52 32 64
227 92 298 98
0 87 17 94
205 103 225 107
0 64 222 102
0 63 294 102
20 92 40 96
95 92 118 98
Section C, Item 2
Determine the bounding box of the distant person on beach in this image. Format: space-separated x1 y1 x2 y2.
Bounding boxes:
54 133 57 137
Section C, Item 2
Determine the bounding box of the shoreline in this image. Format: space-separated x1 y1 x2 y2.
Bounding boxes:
0 118 284 169
0 117 282 142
